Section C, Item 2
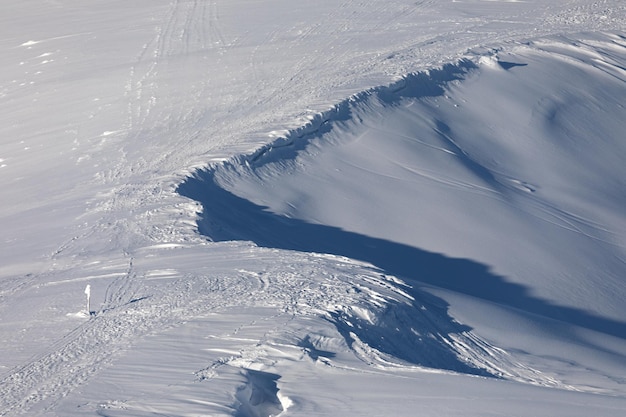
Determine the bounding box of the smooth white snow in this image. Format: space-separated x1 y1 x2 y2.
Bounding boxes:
1 1 625 416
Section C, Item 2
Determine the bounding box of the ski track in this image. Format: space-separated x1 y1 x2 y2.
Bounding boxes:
0 244 578 415
1 1 625 415
64 0 626 269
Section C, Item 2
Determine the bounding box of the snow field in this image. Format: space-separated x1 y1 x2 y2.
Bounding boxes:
1 1 625 416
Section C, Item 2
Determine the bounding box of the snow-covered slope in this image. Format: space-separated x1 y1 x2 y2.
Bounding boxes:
205 32 626 327
1 1 625 416
182 30 626 394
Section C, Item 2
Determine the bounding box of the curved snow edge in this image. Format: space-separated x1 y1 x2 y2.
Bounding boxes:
246 59 477 168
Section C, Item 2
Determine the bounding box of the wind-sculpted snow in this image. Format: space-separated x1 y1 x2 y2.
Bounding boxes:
179 161 599 380
2 1 626 416
180 32 626 394
235 370 284 417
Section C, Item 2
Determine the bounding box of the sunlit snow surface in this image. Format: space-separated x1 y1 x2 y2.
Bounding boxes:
1 1 625 416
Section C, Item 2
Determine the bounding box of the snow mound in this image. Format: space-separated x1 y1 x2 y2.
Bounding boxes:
179 31 626 393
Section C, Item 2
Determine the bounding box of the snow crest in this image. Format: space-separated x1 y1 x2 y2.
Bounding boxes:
179 35 626 392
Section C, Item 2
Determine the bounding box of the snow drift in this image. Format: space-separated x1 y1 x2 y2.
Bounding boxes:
1 1 626 416
180 31 626 394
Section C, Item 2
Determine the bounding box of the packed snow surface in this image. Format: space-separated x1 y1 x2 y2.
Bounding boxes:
1 1 625 416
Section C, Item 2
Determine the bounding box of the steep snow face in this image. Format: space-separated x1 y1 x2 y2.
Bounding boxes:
185 31 626 395
0 2 623 271
208 32 626 323
1 1 626 417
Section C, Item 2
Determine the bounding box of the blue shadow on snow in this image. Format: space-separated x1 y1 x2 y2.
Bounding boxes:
178 173 626 342
177 59 624 374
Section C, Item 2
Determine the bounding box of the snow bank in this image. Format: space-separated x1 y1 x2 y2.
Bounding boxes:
1 0 626 415
180 31 626 396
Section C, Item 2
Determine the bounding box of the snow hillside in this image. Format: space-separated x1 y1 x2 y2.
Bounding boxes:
1 1 626 416
181 29 626 392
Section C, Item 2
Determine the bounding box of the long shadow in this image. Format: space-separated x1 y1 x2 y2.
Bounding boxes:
179 172 495 376
178 172 626 341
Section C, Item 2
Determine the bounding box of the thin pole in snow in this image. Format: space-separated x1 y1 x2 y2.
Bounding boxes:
85 284 91 315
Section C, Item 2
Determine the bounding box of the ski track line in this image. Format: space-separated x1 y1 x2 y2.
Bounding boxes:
0 249 286 416
0 248 580 416
0 275 209 416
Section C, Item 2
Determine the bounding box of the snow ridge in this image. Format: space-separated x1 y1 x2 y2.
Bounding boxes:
1 0 625 412
244 60 477 169
178 34 626 401
178 57 575 388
